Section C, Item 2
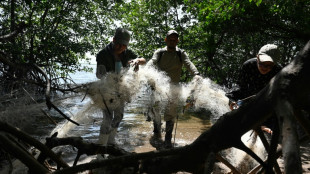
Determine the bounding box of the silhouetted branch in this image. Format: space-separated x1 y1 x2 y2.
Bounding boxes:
0 22 27 42
0 121 69 169
0 53 79 126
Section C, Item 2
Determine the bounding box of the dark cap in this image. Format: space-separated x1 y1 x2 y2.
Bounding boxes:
114 28 131 46
257 44 280 63
166 30 179 37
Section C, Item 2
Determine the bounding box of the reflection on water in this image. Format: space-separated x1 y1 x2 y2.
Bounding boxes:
45 90 213 165
50 93 212 151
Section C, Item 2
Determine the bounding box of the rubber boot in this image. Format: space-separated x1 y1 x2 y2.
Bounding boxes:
97 134 109 146
164 120 174 149
96 134 109 161
107 128 117 145
153 122 162 138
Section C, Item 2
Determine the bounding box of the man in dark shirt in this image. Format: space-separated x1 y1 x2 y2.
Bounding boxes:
96 28 146 78
95 28 146 146
226 44 282 133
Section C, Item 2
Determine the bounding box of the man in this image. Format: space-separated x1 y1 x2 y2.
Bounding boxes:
226 44 282 134
147 30 201 148
96 28 146 146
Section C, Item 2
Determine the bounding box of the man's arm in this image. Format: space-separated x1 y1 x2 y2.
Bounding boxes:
124 49 146 71
226 63 248 108
227 62 251 101
128 57 146 66
96 51 106 79
146 49 161 67
182 51 199 76
96 64 106 79
128 57 146 72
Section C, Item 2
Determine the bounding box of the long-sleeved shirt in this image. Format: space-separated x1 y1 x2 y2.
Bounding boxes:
226 58 282 101
96 42 137 79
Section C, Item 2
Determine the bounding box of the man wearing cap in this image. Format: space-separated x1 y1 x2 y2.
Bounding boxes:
96 28 146 146
226 44 282 134
96 28 146 78
146 30 201 148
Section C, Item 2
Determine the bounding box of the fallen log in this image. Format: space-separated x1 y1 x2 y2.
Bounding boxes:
0 121 69 169
37 132 131 166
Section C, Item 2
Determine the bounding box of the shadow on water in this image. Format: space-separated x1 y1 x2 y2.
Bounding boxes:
181 108 212 124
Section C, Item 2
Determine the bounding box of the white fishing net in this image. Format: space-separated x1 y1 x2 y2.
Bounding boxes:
87 64 230 122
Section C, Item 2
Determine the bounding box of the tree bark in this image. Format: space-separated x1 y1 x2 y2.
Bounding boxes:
0 132 50 174
0 121 69 169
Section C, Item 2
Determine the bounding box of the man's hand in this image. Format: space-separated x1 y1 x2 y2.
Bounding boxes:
96 65 106 79
128 59 140 72
193 74 203 82
229 102 238 110
261 126 273 134
128 58 146 72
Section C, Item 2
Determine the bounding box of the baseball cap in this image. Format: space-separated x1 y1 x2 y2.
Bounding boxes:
114 28 131 46
166 30 179 37
257 44 280 62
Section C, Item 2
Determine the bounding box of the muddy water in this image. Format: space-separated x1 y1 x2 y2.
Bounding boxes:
47 63 226 165
120 107 212 153
49 94 212 166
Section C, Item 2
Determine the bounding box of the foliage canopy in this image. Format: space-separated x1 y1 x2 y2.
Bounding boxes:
1 0 310 91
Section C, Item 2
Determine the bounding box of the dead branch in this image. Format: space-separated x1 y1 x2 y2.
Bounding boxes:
0 53 79 126
52 147 185 174
0 121 69 169
216 154 241 174
0 22 27 42
37 132 131 166
0 132 50 174
22 87 57 125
